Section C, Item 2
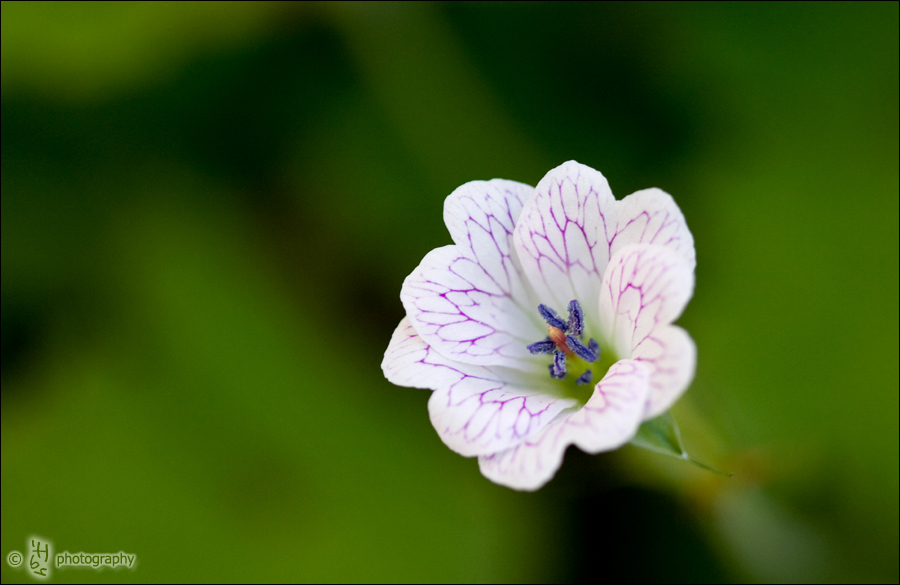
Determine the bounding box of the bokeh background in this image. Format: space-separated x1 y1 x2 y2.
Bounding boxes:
2 2 897 583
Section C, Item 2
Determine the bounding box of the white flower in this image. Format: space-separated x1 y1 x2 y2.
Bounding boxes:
382 161 696 490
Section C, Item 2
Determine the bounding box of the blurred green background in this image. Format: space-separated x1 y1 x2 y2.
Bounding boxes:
1 2 897 583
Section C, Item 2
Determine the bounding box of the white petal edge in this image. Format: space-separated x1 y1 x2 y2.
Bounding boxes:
401 179 542 368
477 359 650 491
612 188 696 272
632 324 696 418
383 318 578 456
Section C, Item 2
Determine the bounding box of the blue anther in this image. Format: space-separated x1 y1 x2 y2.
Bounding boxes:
576 370 593 386
566 335 598 363
566 299 584 337
548 350 567 380
588 338 600 360
527 339 556 355
538 304 567 330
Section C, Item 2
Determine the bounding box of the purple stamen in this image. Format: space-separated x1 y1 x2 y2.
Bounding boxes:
566 335 598 363
538 304 567 330
576 370 593 386
548 350 567 380
527 339 557 355
588 338 600 360
567 299 584 337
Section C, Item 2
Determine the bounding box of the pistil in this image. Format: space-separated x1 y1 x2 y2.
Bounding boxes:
547 326 573 356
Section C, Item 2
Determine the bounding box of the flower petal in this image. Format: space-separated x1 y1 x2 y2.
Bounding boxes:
513 161 616 328
401 179 541 367
513 162 695 334
632 325 696 418
383 318 578 456
612 188 696 271
597 243 696 418
598 243 694 358
477 360 650 490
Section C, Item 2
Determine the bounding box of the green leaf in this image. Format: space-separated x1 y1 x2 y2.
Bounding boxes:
631 412 732 476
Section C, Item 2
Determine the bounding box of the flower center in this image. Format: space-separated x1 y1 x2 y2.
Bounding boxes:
526 299 617 405
526 299 601 382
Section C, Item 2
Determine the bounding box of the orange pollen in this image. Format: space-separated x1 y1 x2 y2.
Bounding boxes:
548 326 574 356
